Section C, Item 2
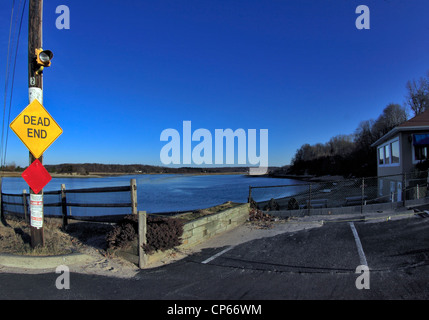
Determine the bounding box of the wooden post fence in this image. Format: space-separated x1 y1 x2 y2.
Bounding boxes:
138 211 148 268
22 189 28 223
131 179 137 215
1 179 137 225
61 184 67 229
0 178 3 224
361 177 365 214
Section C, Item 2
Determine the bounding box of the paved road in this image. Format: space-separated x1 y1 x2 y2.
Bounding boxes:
1 215 429 300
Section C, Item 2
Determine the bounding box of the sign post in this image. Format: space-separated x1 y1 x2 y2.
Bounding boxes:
9 0 61 248
27 0 45 248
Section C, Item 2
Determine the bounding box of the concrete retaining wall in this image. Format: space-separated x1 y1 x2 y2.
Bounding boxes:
179 203 250 249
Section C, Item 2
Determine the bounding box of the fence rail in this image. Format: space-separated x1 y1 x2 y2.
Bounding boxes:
0 179 137 227
249 170 429 216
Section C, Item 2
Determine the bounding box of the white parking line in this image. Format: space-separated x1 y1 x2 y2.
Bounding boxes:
201 246 235 264
349 222 368 267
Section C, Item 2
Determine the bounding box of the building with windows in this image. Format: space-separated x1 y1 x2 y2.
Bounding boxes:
371 109 429 201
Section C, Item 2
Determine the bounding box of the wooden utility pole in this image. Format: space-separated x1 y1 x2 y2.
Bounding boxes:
28 0 44 247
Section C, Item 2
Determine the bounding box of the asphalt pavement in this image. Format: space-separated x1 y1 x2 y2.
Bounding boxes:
1 212 429 301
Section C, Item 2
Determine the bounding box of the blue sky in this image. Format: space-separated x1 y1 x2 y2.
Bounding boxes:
1 0 429 168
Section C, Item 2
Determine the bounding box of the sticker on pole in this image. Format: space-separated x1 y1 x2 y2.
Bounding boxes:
9 98 62 158
21 159 52 194
30 194 43 228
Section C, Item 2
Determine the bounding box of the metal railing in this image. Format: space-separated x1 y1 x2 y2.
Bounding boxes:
249 170 429 215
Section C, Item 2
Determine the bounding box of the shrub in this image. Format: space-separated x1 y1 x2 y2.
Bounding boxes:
287 197 299 210
263 198 280 211
106 215 183 254
106 215 137 248
143 216 183 254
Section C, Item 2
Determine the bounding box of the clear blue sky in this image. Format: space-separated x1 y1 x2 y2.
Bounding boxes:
1 0 429 168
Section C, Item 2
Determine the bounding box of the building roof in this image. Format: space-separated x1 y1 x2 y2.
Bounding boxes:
371 109 429 147
397 109 429 128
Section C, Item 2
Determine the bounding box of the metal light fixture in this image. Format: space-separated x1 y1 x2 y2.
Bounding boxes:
34 48 53 74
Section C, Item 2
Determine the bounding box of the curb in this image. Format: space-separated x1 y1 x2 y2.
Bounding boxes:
0 253 96 269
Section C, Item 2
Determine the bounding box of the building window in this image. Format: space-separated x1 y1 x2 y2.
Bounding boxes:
384 145 390 164
378 147 384 165
378 139 400 167
415 145 429 161
391 140 399 164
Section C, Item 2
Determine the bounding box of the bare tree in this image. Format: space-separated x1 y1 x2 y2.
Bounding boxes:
327 134 355 156
354 119 375 148
405 71 429 116
372 103 407 139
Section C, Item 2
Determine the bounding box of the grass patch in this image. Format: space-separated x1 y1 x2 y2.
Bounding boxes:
0 217 77 256
0 217 114 256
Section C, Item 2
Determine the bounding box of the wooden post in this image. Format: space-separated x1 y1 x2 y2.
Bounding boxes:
138 211 148 268
308 184 312 215
0 178 7 227
61 184 67 229
0 178 3 223
361 177 365 214
22 189 28 223
130 179 137 215
28 0 44 248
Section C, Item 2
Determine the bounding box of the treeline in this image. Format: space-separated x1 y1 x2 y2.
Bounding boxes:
0 162 23 172
44 163 250 175
272 103 408 178
272 71 429 178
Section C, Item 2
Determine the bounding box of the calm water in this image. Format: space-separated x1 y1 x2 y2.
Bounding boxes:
1 174 306 215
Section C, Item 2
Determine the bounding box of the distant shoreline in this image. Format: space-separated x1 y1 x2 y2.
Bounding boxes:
268 173 346 183
0 171 250 179
1 170 345 182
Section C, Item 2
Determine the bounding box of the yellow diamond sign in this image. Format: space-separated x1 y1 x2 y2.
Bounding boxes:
10 99 62 159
